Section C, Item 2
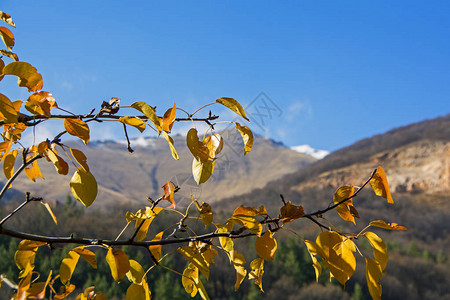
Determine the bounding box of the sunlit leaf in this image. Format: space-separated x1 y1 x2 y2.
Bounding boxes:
182 263 198 297
0 57 3 81
44 149 69 175
41 201 57 225
363 232 388 271
161 181 176 208
280 201 304 224
370 166 394 204
106 247 130 282
203 133 223 158
25 270 52 299
178 246 211 280
70 148 89 172
54 284 75 299
304 240 322 282
216 97 249 121
162 131 179 160
235 122 253 155
126 283 148 300
365 258 382 300
3 61 43 91
333 185 356 224
25 91 57 117
162 103 176 133
0 26 14 50
73 247 97 269
60 249 81 286
149 231 164 260
192 157 214 185
119 116 146 133
126 260 146 284
198 202 213 229
230 215 262 236
64 118 90 145
248 258 264 292
0 49 19 61
316 231 356 285
3 149 17 179
25 160 44 182
187 128 209 162
233 205 267 217
15 240 46 278
255 230 277 261
0 11 15 27
216 221 234 252
70 168 98 207
0 93 18 123
131 101 162 132
229 250 247 291
369 220 408 231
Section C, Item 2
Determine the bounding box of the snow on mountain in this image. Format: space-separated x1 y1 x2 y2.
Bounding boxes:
291 144 329 160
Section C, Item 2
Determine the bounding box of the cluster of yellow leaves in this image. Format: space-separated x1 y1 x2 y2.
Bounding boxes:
126 206 164 241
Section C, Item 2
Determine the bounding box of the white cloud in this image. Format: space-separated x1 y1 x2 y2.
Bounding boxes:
286 100 313 122
20 121 59 146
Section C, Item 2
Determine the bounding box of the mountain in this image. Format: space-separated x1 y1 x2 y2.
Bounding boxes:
3 131 316 208
291 144 329 159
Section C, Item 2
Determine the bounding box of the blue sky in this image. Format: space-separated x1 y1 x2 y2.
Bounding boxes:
2 1 449 151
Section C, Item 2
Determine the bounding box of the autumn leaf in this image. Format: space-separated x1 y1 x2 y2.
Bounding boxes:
192 157 215 185
187 128 210 162
119 116 146 133
198 202 213 228
149 231 164 260
230 214 262 236
229 250 247 291
54 284 75 299
24 270 52 299
44 149 69 175
363 232 388 272
64 118 90 144
162 103 176 132
25 160 44 182
70 148 89 172
15 240 46 278
106 247 130 282
248 258 264 292
0 26 14 50
232 205 267 217
0 93 18 123
203 133 223 159
25 91 57 117
370 166 394 204
333 185 356 224
131 101 162 132
3 61 43 91
216 97 249 121
60 248 81 286
280 201 304 224
365 258 383 300
70 168 98 207
3 149 17 179
235 122 254 155
0 49 19 61
304 240 322 282
0 11 15 27
178 246 211 280
369 220 408 231
41 201 57 225
216 221 234 252
126 260 146 284
255 231 277 261
162 131 179 160
161 181 176 208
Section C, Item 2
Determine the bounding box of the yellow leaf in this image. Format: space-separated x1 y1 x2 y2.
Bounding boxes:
0 11 15 27
70 148 89 172
126 260 146 284
182 263 198 297
25 91 57 117
131 101 162 133
106 247 130 282
363 232 388 272
370 166 394 204
44 149 69 175
216 97 249 121
0 57 3 81
162 131 179 160
70 168 98 207
149 231 164 260
126 283 148 300
203 133 223 159
316 231 356 285
248 258 264 292
229 250 247 291
25 160 44 182
232 205 267 217
54 284 76 299
18 240 47 251
3 149 17 179
369 220 408 231
230 215 262 236
73 247 97 269
216 221 234 252
333 185 356 224
119 116 146 133
0 49 19 61
3 61 43 92
234 122 253 155
304 240 322 282
365 258 383 300
162 103 176 133
187 128 210 162
255 231 277 261
198 202 213 229
14 240 45 278
161 181 176 208
25 270 52 299
41 201 57 225
177 246 211 280
64 118 90 145
0 26 14 50
192 157 215 185
60 249 81 286
0 93 18 123
279 201 304 224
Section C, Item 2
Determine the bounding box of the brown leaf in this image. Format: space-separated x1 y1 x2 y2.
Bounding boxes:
0 26 14 50
64 118 90 144
280 201 305 224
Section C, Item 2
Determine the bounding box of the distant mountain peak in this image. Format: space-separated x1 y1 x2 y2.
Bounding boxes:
291 144 329 159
